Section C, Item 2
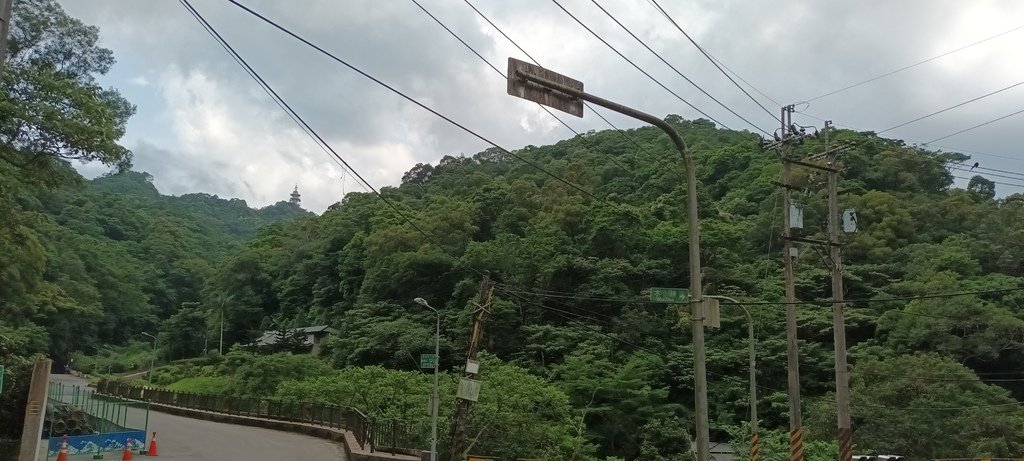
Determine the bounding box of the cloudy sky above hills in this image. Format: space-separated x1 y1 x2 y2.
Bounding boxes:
59 0 1024 212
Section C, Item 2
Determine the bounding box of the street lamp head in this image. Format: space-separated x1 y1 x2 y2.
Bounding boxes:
413 297 429 308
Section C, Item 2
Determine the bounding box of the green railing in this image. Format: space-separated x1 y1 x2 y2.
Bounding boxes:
95 379 424 452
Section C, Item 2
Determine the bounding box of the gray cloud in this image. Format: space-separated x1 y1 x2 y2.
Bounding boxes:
59 0 1024 211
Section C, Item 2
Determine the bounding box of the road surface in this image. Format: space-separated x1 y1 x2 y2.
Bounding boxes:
46 374 345 460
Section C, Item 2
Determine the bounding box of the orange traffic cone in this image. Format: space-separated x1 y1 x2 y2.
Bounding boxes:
146 432 158 456
56 435 69 461
122 438 134 461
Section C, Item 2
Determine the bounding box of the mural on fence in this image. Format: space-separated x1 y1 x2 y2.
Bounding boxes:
47 431 146 456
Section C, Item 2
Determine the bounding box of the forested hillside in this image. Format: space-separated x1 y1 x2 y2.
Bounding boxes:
3 0 1024 460
197 118 1024 458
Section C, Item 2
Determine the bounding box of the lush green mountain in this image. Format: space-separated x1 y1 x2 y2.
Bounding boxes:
198 119 1024 458
4 0 1024 459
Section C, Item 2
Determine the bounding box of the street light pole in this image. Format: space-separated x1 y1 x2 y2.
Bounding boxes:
141 332 157 383
705 296 758 461
414 297 439 461
507 64 708 461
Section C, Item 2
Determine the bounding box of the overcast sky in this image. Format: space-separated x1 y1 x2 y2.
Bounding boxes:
58 0 1024 212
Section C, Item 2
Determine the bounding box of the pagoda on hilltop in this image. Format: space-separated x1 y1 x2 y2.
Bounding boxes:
289 185 301 206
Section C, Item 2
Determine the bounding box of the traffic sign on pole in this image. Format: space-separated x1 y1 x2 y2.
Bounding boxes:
650 287 690 304
420 354 437 369
0 365 4 394
506 57 584 117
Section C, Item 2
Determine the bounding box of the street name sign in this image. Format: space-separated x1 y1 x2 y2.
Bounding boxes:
507 57 584 117
420 353 437 369
650 287 690 303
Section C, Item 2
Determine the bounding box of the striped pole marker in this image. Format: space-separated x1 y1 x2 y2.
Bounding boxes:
789 428 804 461
838 427 853 461
750 434 761 461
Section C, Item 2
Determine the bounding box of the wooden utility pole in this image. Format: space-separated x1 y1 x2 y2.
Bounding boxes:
449 272 493 461
824 123 853 461
778 105 804 461
0 0 14 74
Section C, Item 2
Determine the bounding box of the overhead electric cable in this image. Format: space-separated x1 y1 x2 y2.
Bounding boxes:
878 79 1024 134
925 107 1024 144
549 0 732 130
461 0 688 185
646 0 779 121
589 0 771 135
181 0 489 271
179 0 367 193
223 0 647 224
409 0 632 173
804 24 1024 103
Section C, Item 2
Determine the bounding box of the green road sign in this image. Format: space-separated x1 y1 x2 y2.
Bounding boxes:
420 354 437 369
0 365 4 394
650 287 690 303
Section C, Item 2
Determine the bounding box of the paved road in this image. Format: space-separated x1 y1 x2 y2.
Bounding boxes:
46 374 346 460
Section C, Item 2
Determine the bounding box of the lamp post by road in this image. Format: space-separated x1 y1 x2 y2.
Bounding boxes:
505 58 709 460
705 295 758 460
414 297 440 461
141 332 157 383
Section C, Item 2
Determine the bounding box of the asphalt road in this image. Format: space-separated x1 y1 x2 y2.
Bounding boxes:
46 374 346 460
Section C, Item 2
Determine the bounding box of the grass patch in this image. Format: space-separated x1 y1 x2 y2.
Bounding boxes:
165 376 234 395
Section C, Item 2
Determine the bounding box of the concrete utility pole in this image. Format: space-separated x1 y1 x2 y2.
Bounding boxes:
778 105 804 461
0 0 12 75
505 57 709 461
450 273 493 461
824 123 854 461
17 359 51 461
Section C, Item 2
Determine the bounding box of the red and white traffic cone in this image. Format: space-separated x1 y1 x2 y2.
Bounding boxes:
146 432 158 456
122 438 134 461
56 435 69 461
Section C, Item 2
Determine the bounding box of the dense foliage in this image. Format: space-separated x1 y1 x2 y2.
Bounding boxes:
3 1 1024 460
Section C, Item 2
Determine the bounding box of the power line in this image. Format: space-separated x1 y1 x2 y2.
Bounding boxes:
179 0 483 270
549 0 732 130
460 0 689 187
178 0 367 195
804 24 1024 103
952 174 1024 189
589 0 771 135
223 0 647 224
496 284 1024 306
408 0 632 173
948 166 1024 184
925 107 1024 144
948 161 1024 179
645 0 779 122
877 79 1024 134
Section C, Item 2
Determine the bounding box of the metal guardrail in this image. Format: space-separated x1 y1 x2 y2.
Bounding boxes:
95 379 422 451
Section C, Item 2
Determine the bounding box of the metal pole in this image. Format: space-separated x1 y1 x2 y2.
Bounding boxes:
514 71 708 461
779 105 804 461
827 144 853 461
414 298 440 461
705 295 757 458
431 313 439 461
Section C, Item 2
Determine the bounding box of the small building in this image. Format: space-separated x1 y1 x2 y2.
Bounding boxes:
253 325 337 355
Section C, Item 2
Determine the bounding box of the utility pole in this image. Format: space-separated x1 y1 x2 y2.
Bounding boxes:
0 0 12 75
824 122 853 461
450 273 493 461
778 105 804 461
